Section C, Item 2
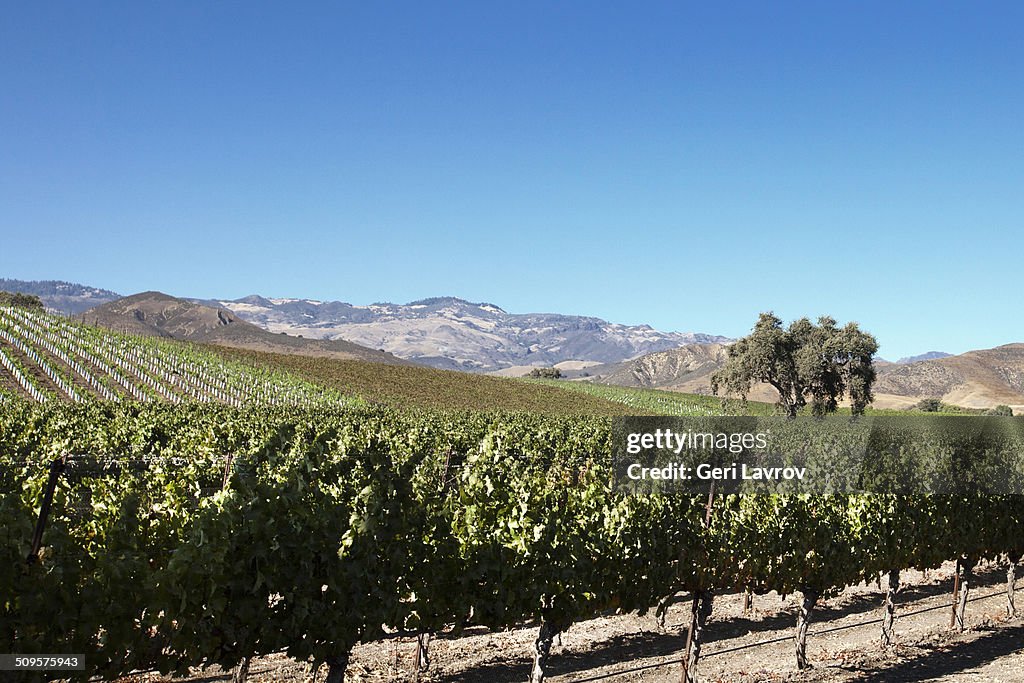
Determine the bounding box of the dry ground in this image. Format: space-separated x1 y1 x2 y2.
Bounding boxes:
112 561 1023 683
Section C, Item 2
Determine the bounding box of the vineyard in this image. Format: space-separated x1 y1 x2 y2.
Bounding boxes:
523 378 774 417
1 402 1022 682
0 307 348 408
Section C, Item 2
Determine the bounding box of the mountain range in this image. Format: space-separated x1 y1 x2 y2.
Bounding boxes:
3 279 1021 411
206 294 729 372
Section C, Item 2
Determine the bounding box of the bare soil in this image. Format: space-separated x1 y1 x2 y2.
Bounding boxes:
115 561 1022 683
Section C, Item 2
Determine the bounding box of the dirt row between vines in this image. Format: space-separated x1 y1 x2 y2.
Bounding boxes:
115 560 1022 683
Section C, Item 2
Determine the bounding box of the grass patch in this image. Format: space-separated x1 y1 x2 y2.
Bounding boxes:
204 346 637 415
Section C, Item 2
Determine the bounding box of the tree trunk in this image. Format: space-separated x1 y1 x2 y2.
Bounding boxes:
954 558 974 632
656 593 673 630
949 560 961 629
325 651 350 683
880 568 900 646
415 632 432 672
529 621 558 683
231 657 250 683
1007 556 1017 618
679 590 714 683
795 587 819 670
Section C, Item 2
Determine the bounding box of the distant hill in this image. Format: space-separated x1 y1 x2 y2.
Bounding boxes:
578 343 780 403
212 294 730 372
873 344 1024 410
582 342 1024 411
84 292 411 365
1 281 730 372
0 278 121 314
582 343 728 388
895 351 952 365
0 305 344 406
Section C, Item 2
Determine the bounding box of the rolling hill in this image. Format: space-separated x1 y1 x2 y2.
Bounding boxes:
207 345 649 415
83 292 411 365
0 301 647 415
3 280 730 372
0 278 121 314
578 342 1024 411
872 343 1024 410
579 343 780 403
0 305 345 406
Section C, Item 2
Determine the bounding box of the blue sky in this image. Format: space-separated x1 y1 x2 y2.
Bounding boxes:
2 2 1022 360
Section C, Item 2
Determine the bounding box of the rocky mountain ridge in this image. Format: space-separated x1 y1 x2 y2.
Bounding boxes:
211 294 730 372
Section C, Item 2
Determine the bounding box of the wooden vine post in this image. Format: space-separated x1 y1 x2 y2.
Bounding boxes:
221 453 235 490
949 559 961 630
953 557 975 632
1006 554 1017 619
27 455 67 565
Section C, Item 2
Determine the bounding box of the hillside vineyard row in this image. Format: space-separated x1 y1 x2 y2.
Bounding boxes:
0 307 347 408
1 402 1022 682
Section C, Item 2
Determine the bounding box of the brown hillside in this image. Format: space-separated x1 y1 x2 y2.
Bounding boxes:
83 292 412 365
594 343 728 387
208 346 634 415
585 343 782 403
873 343 1024 410
588 342 1024 411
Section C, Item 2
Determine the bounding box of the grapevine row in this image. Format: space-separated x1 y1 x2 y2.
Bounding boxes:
0 326 81 402
0 347 48 403
1 402 1021 682
0 312 116 401
0 307 350 408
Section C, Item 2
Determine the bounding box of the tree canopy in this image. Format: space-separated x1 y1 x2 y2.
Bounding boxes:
711 313 878 417
526 367 562 379
0 291 44 310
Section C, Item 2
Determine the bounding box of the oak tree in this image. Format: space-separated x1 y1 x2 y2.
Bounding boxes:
711 313 878 417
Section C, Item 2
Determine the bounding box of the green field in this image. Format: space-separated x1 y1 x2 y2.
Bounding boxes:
208 346 639 415
522 377 774 415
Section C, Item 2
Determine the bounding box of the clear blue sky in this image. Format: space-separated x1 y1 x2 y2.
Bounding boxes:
2 2 1022 360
